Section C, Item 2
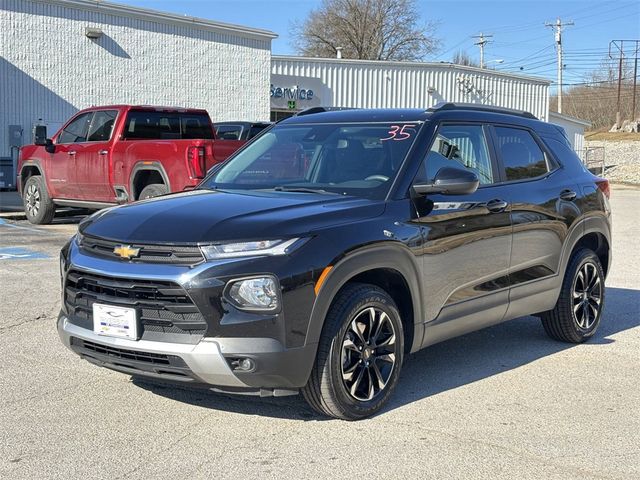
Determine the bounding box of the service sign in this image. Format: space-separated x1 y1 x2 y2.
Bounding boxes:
270 74 325 110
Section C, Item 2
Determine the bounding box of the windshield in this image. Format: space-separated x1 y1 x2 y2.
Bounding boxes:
201 122 422 199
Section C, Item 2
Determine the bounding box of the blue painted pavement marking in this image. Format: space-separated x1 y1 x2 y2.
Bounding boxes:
0 247 50 260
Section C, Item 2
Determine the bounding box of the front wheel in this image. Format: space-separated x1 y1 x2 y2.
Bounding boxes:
302 283 404 420
23 175 56 224
541 248 605 343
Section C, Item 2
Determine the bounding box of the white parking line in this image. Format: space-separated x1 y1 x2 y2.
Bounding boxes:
0 218 51 234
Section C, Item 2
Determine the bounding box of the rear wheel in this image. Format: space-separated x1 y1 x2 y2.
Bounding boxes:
541 248 605 343
138 183 168 200
302 283 404 420
23 175 56 224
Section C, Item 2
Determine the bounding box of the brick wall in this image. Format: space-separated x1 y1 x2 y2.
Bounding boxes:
0 0 273 156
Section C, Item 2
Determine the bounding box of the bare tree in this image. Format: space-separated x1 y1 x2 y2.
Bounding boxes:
550 56 638 129
290 0 440 61
452 50 478 67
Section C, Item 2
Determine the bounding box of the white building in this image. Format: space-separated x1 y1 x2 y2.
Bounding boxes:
0 0 276 160
271 56 551 122
549 111 591 153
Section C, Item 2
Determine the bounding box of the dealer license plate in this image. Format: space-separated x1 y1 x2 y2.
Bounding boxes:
93 303 138 340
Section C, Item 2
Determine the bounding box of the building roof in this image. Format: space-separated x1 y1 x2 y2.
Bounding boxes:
549 111 592 127
38 0 278 40
273 55 551 85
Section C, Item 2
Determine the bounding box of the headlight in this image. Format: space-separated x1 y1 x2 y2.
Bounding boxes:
200 238 303 260
226 276 280 311
75 232 84 246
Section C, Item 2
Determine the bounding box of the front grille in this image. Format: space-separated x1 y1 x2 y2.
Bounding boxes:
69 338 196 381
74 338 173 365
65 270 207 343
80 235 204 265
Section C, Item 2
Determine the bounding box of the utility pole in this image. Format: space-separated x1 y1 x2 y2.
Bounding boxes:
546 18 573 114
609 40 626 128
631 41 639 122
472 33 493 68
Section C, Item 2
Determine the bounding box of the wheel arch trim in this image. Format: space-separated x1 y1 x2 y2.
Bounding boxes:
305 242 424 354
129 162 171 200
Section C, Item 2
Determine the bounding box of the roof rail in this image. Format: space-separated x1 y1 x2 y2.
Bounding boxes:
295 107 357 117
427 102 538 120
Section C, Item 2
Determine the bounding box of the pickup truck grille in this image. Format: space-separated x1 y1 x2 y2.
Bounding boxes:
64 270 207 344
80 236 204 265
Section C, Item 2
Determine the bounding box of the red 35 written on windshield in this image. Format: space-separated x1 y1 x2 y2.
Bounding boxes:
381 124 416 141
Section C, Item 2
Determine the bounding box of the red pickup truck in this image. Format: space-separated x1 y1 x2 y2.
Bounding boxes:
18 105 244 224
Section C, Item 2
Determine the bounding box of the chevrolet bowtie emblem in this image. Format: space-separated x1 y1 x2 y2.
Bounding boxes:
113 245 141 260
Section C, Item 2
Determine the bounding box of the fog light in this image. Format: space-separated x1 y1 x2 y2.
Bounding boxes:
227 276 280 311
230 357 256 372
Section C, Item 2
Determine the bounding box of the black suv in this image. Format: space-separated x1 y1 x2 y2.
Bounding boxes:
58 104 611 420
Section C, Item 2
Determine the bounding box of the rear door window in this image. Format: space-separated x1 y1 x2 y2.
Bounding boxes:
124 111 213 140
58 113 92 144
494 127 550 181
87 110 118 142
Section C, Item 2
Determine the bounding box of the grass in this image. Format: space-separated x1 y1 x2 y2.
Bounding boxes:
585 131 640 141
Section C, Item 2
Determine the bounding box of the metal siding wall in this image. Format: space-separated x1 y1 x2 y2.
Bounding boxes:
272 58 549 122
0 0 272 156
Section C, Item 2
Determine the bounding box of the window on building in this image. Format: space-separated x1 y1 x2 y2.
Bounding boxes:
415 124 494 185
57 113 92 144
87 110 118 142
494 127 549 181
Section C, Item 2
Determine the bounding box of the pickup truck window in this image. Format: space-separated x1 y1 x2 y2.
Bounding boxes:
123 111 214 140
216 125 242 140
58 112 92 144
87 110 118 142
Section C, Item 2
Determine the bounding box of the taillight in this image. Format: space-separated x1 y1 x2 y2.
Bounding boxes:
187 146 206 179
596 178 610 199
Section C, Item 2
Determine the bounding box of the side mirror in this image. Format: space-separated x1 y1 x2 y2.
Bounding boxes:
33 125 47 145
413 166 479 195
44 138 56 154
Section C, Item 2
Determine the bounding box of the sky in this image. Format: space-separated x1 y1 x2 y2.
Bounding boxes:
117 0 639 87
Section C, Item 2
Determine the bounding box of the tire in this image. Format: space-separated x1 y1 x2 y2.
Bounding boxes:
541 248 605 343
302 283 404 420
138 183 168 200
23 175 56 225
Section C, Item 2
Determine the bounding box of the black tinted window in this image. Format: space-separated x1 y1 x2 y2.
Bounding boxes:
124 111 213 140
58 113 92 143
416 125 494 185
495 127 548 181
87 110 117 142
247 124 269 139
216 125 242 140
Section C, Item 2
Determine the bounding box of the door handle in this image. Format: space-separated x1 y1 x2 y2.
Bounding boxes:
486 199 508 213
559 189 577 201
98 150 108 155
67 151 76 156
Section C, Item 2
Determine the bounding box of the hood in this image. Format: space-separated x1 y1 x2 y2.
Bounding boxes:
80 189 385 244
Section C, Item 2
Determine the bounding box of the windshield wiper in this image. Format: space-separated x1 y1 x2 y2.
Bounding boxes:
273 186 339 195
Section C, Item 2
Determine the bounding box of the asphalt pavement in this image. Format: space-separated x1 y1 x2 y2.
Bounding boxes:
0 186 638 479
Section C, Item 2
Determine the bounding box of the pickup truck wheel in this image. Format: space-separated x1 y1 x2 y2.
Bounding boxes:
23 175 56 225
138 183 168 200
302 283 404 420
541 248 605 343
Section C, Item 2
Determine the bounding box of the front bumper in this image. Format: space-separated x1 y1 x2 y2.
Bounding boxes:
59 236 320 392
58 313 311 394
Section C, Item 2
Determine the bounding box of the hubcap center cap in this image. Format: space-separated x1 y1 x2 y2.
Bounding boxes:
362 347 373 361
